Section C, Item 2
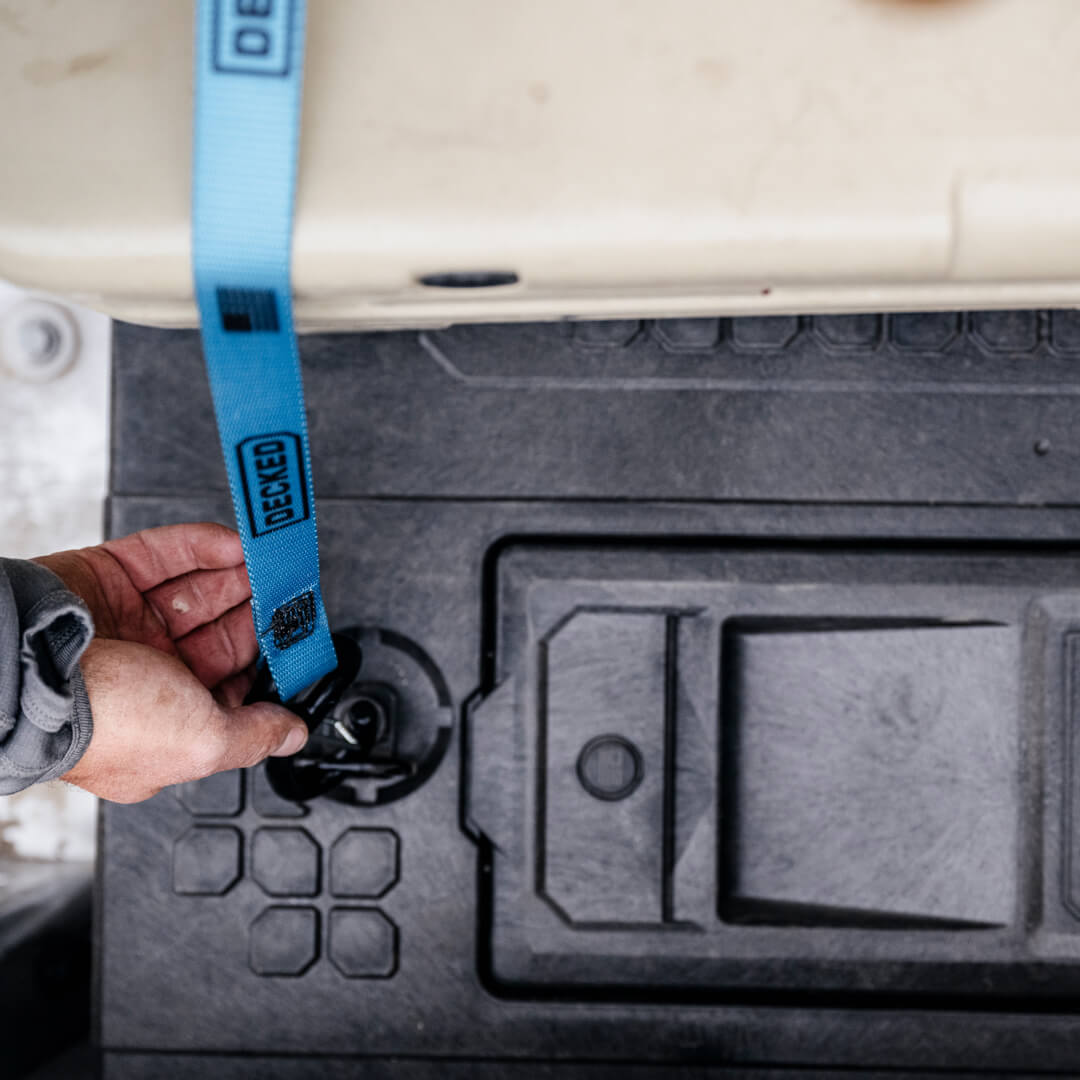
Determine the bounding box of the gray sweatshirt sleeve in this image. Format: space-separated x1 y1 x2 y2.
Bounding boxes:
0 558 94 796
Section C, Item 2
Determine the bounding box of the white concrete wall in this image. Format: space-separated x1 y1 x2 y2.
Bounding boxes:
0 280 109 883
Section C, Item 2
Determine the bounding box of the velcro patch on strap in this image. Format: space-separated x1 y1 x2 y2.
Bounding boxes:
271 592 316 650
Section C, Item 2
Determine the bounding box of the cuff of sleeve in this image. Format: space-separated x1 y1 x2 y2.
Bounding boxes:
0 564 95 796
31 664 94 786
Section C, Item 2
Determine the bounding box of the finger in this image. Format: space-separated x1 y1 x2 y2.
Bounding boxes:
144 564 251 640
204 701 308 774
213 665 257 710
102 522 244 594
175 601 259 688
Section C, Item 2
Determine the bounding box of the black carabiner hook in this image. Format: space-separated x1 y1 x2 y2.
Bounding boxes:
250 634 363 802
250 632 412 803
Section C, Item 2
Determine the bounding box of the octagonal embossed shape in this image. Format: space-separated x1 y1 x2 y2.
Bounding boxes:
328 908 398 978
330 828 400 899
653 318 722 352
249 906 319 977
813 314 882 349
731 315 800 351
971 310 1040 353
251 763 305 819
175 770 243 817
1050 310 1080 355
252 827 321 898
173 826 241 896
890 312 961 352
572 320 641 349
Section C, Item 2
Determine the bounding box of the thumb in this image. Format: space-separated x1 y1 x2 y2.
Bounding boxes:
209 701 309 773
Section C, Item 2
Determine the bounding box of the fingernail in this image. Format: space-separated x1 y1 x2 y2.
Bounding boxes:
272 725 308 758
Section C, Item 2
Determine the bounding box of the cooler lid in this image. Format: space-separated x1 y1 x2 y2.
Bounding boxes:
3 0 1080 329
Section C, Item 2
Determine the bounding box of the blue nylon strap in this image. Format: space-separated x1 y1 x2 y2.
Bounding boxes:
192 0 336 700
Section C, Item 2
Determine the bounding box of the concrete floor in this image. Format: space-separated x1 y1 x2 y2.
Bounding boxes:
0 280 110 889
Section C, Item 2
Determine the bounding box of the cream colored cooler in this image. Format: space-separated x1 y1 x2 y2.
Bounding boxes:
2 0 1079 329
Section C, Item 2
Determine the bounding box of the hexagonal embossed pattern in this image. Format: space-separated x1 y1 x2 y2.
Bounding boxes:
572 320 641 348
814 314 882 348
1050 310 1080 354
330 828 400 899
328 908 398 978
252 827 321 897
890 312 961 352
175 769 243 817
653 318 722 352
173 826 241 896
250 763 305 818
731 315 800 351
971 310 1040 353
249 906 319 977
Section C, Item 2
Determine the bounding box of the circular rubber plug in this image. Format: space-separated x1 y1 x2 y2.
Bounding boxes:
1 300 79 383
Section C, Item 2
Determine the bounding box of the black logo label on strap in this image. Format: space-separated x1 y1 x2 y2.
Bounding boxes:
271 591 316 650
237 432 310 537
217 287 279 333
213 0 294 78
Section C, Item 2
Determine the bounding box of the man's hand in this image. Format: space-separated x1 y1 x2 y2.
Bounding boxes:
35 522 308 803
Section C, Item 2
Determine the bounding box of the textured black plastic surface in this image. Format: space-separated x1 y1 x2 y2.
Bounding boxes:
103 315 1080 1076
